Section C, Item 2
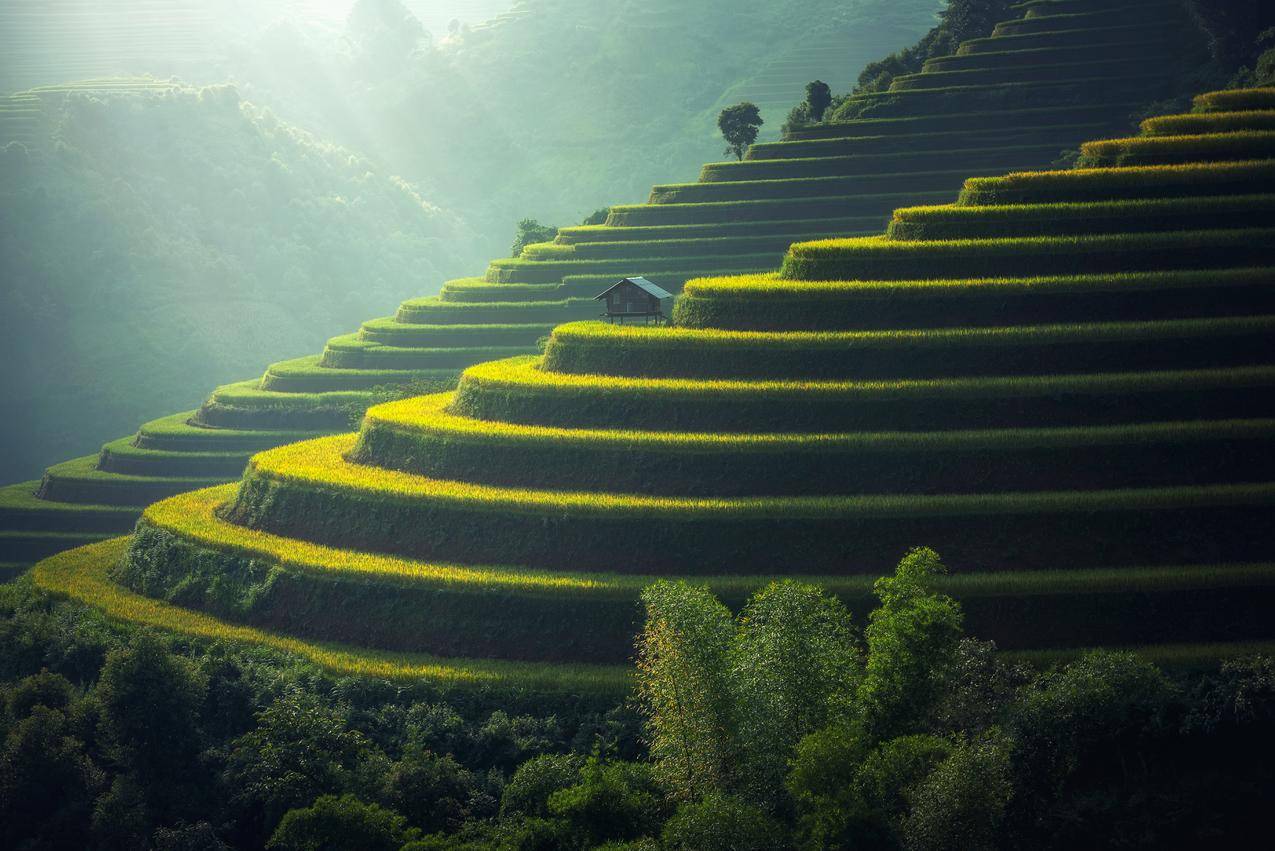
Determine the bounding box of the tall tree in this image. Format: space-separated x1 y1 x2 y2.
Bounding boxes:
805 80 833 122
718 102 764 160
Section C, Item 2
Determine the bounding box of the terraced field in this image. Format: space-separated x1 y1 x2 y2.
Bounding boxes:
713 0 940 136
33 87 1275 690
0 0 1211 579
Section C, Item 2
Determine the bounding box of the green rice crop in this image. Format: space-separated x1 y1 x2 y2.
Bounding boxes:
1193 88 1275 114
32 538 632 694
34 455 222 507
958 160 1275 204
103 488 1275 660
1141 111 1275 137
885 194 1275 239
259 355 459 393
0 480 139 532
225 434 1275 575
674 268 1275 331
1077 132 1275 167
539 314 1275 380
450 355 1275 434
779 228 1275 281
354 392 1275 497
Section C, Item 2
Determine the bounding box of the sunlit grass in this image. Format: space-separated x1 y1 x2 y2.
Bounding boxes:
32 537 633 693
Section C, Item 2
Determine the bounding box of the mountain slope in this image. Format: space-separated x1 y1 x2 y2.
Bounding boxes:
32 85 1275 686
0 80 478 484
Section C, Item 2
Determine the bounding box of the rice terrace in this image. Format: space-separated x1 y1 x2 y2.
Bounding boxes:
2 1 1275 849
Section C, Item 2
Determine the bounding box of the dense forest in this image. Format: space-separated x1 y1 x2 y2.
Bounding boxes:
3 551 1272 849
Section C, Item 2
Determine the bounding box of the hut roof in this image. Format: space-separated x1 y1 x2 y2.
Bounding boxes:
593 276 674 301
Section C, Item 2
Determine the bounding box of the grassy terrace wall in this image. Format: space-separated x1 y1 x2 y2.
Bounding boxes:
30 87 1275 689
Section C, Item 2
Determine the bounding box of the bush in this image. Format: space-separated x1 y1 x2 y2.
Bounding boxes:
546 758 666 847
501 753 585 818
511 219 558 257
660 794 787 850
267 794 416 851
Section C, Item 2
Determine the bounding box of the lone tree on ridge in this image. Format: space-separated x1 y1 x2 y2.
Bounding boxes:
718 102 763 161
805 80 832 122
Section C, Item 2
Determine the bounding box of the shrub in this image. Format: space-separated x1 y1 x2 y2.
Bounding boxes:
501 753 585 818
511 218 558 257
266 794 416 851
660 793 787 850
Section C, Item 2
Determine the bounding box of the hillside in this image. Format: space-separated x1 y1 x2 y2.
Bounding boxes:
0 80 478 484
218 0 942 243
0 0 1220 573
37 84 1275 688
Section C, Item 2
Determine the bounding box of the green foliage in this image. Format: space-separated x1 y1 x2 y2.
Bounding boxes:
660 793 787 850
858 548 963 740
636 582 737 800
501 753 585 818
805 80 833 122
718 102 763 161
732 581 861 802
901 732 1014 851
382 748 483 835
546 756 667 847
512 219 559 258
223 690 375 831
853 0 1016 95
267 794 417 851
581 208 610 226
97 632 207 800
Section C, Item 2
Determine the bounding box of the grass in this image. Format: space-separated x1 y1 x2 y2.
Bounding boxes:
358 319 555 347
697 144 1061 182
957 160 1275 204
96 437 252 478
647 168 985 205
811 102 1141 137
885 194 1275 240
0 480 139 531
32 538 632 694
1193 88 1275 114
259 355 459 393
106 488 1275 659
539 314 1275 379
1141 111 1275 137
35 455 223 507
354 393 1275 497
224 434 1275 576
1077 132 1275 167
605 192 950 227
132 411 322 452
889 57 1150 91
244 432 1275 521
779 228 1275 281
679 266 1271 302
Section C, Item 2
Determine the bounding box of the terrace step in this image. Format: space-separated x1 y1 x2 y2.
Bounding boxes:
223 434 1275 577
123 488 1275 661
956 160 1275 205
356 392 1275 497
258 355 460 393
0 480 139 532
96 437 252 478
358 319 556 347
450 357 1275 434
779 228 1275 282
699 144 1063 181
34 455 220 506
538 316 1275 381
885 194 1275 240
674 268 1275 332
319 337 538 370
785 103 1143 141
131 411 323 452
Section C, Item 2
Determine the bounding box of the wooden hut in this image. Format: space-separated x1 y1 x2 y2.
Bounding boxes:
594 277 674 324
